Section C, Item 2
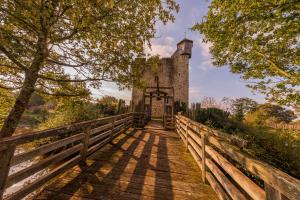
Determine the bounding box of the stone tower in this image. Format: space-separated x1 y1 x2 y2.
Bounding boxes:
132 38 193 118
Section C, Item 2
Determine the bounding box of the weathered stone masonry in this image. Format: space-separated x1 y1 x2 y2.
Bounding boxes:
132 38 193 117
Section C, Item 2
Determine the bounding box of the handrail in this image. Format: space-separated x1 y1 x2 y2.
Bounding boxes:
0 113 144 200
175 114 300 200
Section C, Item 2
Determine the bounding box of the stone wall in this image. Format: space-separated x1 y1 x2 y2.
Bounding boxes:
132 39 193 118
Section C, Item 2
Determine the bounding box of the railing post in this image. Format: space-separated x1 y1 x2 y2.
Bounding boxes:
201 131 206 184
80 126 91 163
110 116 116 141
265 183 281 200
186 119 189 150
0 145 15 200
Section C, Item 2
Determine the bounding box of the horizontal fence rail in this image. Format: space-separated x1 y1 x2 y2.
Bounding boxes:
0 113 146 200
175 114 300 200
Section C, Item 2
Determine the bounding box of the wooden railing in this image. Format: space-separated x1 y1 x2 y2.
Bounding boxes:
0 113 143 200
175 114 300 200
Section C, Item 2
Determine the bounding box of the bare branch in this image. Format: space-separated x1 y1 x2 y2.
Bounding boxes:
35 89 88 97
38 75 108 82
46 58 87 67
0 45 27 70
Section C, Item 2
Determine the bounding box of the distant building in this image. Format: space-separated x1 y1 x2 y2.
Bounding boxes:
132 38 193 118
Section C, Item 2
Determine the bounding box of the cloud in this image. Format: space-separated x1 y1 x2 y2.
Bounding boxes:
91 82 131 104
197 39 214 71
145 36 176 57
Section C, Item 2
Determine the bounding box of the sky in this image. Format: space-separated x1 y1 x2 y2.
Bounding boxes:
92 0 266 105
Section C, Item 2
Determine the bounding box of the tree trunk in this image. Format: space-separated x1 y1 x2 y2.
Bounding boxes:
0 71 39 137
0 40 47 198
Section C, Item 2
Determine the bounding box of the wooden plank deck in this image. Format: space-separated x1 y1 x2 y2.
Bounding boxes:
33 121 218 200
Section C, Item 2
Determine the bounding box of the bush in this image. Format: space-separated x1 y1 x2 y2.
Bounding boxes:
174 101 187 115
241 126 300 178
194 107 245 133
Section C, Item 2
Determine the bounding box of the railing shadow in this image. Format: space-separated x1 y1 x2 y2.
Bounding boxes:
41 128 145 199
154 133 174 199
38 124 175 199
124 129 155 197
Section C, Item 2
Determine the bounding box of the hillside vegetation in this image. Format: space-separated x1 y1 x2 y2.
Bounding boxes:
178 97 300 178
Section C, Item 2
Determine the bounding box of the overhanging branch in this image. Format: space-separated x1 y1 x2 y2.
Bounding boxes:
38 75 109 82
254 50 300 83
0 45 27 70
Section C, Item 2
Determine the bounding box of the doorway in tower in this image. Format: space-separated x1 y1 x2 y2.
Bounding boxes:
143 87 174 127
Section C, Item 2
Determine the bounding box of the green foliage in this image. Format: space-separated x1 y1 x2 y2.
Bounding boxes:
0 0 179 94
174 101 187 115
96 96 119 115
194 0 300 106
20 108 49 127
194 107 243 133
245 104 297 125
38 95 128 130
0 89 14 127
28 93 45 107
38 97 102 130
0 0 179 137
240 126 300 179
232 98 258 121
189 98 299 178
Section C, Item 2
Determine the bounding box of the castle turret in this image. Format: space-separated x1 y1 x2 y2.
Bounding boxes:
171 38 193 108
176 39 193 58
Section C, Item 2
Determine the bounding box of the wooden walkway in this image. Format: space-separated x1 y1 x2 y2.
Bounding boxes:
33 121 218 200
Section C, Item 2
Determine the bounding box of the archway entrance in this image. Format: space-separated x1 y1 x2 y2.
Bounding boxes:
143 86 174 129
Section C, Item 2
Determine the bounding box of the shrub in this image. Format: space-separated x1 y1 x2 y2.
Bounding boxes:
194 107 245 133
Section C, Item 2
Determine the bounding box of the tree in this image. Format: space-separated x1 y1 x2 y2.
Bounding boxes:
194 0 300 106
0 89 14 127
96 95 119 115
200 96 221 108
0 1 178 193
0 0 178 138
174 101 187 115
195 107 232 131
232 98 258 121
245 104 297 125
39 97 102 129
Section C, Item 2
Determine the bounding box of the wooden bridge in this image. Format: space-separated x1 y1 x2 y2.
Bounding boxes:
0 113 299 200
